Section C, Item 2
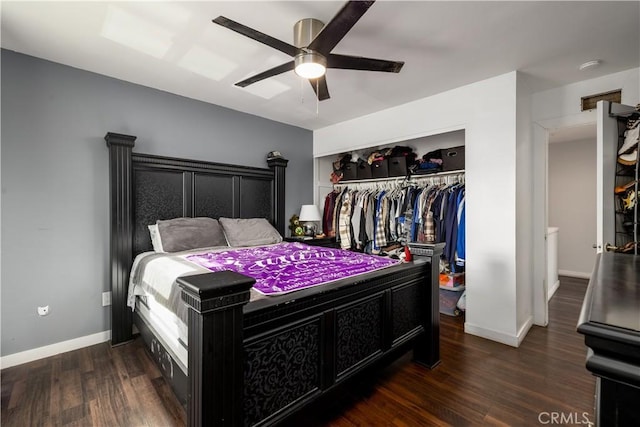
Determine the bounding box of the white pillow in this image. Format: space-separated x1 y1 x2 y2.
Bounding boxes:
148 224 165 252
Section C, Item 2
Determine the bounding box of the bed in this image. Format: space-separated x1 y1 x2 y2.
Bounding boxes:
105 132 443 427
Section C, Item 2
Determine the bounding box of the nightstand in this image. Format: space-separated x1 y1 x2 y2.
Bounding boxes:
284 236 339 248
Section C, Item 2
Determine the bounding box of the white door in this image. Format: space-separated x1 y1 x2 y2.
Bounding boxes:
596 100 638 253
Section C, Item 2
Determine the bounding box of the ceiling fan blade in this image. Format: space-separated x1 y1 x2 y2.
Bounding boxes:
309 76 330 101
328 53 404 73
213 16 299 57
307 1 375 55
235 61 295 87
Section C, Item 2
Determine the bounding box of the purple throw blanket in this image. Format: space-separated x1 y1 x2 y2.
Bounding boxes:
185 242 400 295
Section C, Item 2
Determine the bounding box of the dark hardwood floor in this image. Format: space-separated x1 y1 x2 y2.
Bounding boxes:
1 276 595 426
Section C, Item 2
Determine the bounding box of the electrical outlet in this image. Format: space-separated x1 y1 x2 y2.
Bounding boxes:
37 305 49 316
102 291 112 307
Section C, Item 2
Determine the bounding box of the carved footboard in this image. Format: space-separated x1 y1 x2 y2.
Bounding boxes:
179 245 443 427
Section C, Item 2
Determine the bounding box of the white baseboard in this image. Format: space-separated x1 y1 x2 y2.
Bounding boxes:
1 330 111 369
516 316 533 347
558 270 591 279
548 279 560 301
464 323 518 347
464 316 533 348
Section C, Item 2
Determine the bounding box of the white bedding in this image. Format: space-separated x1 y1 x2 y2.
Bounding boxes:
127 249 207 313
128 248 223 370
127 246 264 330
135 295 188 369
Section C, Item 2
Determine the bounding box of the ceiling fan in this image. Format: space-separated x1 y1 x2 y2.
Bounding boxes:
212 0 404 101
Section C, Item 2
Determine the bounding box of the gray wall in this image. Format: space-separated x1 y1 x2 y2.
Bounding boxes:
1 50 313 356
548 137 597 276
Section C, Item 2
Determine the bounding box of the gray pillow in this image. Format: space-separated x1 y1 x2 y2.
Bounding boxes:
219 217 282 247
156 217 228 252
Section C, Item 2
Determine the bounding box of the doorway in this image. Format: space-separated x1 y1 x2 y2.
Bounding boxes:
547 124 598 284
533 116 597 327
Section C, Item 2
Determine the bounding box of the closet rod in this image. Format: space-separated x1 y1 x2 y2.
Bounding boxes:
334 169 465 189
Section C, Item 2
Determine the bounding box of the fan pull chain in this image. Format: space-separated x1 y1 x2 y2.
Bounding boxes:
315 79 319 116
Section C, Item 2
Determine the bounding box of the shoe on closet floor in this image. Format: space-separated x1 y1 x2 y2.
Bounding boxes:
618 125 640 155
618 149 638 166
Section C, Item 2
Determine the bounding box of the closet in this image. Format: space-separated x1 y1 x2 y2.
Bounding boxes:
316 130 466 316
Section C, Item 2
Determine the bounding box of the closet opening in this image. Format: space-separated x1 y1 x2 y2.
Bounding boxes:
315 129 467 321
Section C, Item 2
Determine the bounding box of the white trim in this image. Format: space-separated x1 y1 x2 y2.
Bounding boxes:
464 316 533 347
464 316 533 348
464 323 518 347
516 316 534 346
558 270 591 279
547 280 560 301
533 114 598 327
0 330 111 369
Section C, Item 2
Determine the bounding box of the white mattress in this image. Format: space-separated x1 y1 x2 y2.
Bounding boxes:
136 293 188 370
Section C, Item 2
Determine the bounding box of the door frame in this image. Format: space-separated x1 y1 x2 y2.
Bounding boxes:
532 112 597 326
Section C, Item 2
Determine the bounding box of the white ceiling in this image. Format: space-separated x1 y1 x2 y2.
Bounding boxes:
1 1 639 130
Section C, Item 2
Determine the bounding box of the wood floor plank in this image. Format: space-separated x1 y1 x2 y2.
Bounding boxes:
1 276 596 426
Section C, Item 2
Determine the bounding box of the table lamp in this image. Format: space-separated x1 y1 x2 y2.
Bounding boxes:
299 204 322 237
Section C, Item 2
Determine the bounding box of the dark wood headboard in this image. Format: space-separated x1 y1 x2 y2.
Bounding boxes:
105 132 288 345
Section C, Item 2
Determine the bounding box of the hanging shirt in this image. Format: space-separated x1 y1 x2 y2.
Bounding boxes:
351 194 364 249
444 186 463 270
338 190 352 249
323 191 338 237
373 191 387 251
456 191 466 265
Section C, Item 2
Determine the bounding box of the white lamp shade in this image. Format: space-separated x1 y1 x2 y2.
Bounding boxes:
299 204 321 222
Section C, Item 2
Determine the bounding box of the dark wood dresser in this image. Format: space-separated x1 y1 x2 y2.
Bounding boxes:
577 252 640 426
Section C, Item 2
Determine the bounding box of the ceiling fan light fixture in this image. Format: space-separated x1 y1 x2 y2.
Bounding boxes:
294 51 327 79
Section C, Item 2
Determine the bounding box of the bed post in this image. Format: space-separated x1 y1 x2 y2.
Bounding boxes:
413 243 445 368
105 132 137 346
267 157 288 236
178 271 255 427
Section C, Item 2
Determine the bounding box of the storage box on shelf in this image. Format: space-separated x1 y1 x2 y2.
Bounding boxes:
357 161 372 179
371 159 389 178
442 146 465 171
341 162 358 180
388 156 409 177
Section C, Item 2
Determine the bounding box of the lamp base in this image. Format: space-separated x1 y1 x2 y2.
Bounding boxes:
302 223 316 237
